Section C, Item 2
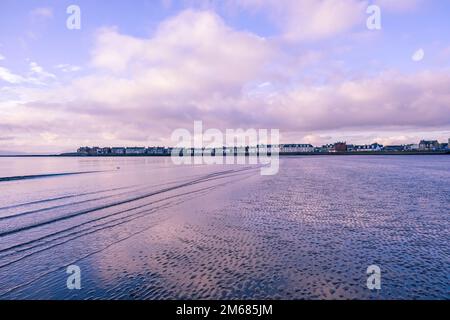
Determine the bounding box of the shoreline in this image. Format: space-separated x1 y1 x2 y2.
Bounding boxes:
1 151 449 157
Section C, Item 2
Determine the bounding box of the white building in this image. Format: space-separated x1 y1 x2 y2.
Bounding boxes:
111 147 126 155
353 143 383 152
281 144 314 153
248 146 258 155
125 147 146 155
405 144 419 151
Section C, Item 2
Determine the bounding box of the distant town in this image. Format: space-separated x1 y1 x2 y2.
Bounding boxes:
71 139 450 156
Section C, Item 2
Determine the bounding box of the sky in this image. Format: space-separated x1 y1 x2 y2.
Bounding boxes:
0 0 450 153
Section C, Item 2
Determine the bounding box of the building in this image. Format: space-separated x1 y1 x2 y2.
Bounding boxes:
314 147 324 153
248 146 258 155
89 147 99 154
125 147 146 155
170 147 183 156
353 143 383 152
147 147 167 155
183 148 194 156
372 143 383 151
97 147 111 155
280 144 314 153
354 145 369 152
405 144 419 151
166 147 174 155
77 146 91 155
318 144 334 152
269 144 281 154
384 145 405 152
419 140 439 151
257 145 269 155
77 146 112 155
111 147 126 155
265 144 280 155
234 146 247 155
331 142 347 152
193 148 204 156
76 138 447 156
203 148 216 156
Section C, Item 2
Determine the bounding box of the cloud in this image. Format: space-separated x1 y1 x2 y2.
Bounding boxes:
0 67 26 84
55 64 82 72
0 10 275 149
30 7 53 19
88 10 273 100
0 62 56 85
29 61 56 79
0 53 5 61
226 0 368 41
1 8 449 152
267 70 450 132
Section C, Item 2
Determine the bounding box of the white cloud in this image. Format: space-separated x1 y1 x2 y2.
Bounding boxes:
28 61 57 84
55 64 82 72
1 8 449 151
268 70 450 132
30 7 54 19
88 10 273 100
0 62 56 85
0 67 26 84
0 53 5 61
227 0 368 41
0 9 275 149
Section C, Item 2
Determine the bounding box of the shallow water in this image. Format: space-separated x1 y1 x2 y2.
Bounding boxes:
0 156 448 300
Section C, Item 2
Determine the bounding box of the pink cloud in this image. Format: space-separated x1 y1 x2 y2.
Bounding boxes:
0 8 449 152
226 0 368 41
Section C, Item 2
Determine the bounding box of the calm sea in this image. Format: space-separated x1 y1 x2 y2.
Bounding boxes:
0 156 448 299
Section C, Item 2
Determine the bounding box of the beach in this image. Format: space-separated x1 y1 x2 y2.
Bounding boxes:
0 156 448 299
